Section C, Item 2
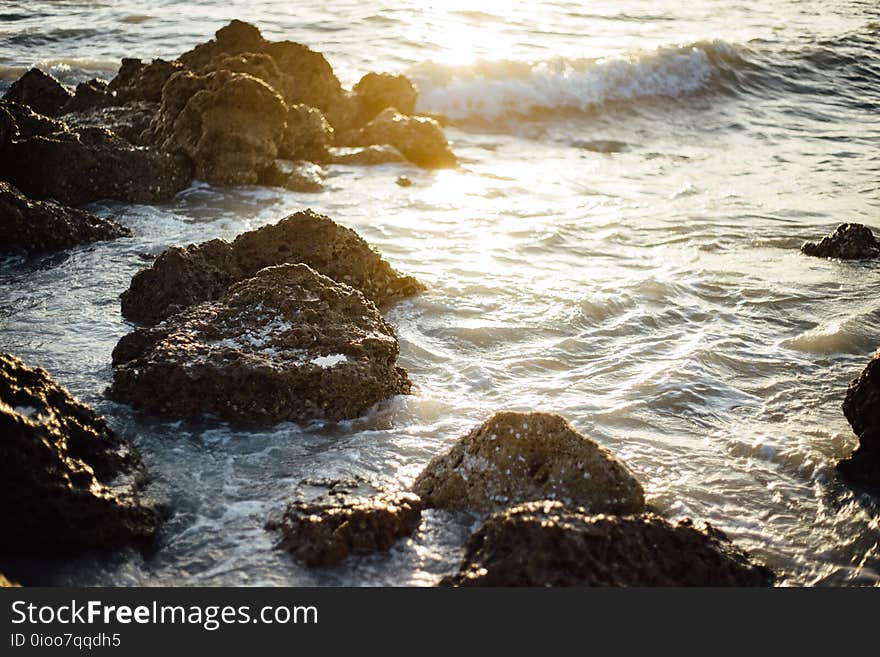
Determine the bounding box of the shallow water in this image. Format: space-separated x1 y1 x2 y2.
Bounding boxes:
1 1 879 586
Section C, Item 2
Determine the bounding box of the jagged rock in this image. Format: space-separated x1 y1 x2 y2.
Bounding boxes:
0 353 159 554
200 52 284 94
262 40 345 117
64 102 158 145
110 263 412 423
353 72 418 123
330 145 407 166
837 354 880 486
0 573 20 587
0 100 192 205
413 412 645 514
801 223 880 260
150 70 287 185
108 58 184 104
2 68 72 117
355 108 455 168
120 209 424 325
280 104 334 162
443 501 775 587
63 79 113 114
178 19 265 69
0 181 130 253
260 160 325 193
267 489 422 567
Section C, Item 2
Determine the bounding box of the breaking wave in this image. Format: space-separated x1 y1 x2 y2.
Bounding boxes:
411 40 748 121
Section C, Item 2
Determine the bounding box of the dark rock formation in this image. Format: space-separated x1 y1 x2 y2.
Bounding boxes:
837 354 880 486
267 489 422 567
443 501 775 587
801 223 880 260
150 70 287 185
108 58 184 105
0 100 191 205
353 72 418 123
64 102 158 145
2 68 72 117
63 79 114 114
178 19 266 69
280 104 334 163
110 263 412 423
0 353 159 554
330 145 407 166
0 181 130 253
355 108 455 168
413 411 645 514
120 209 424 325
0 573 20 587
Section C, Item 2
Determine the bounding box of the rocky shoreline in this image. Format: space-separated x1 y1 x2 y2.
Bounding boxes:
1 19 878 587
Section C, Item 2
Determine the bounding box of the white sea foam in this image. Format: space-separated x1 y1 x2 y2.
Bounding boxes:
412 41 740 121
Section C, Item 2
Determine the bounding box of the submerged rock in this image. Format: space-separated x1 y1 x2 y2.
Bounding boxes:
0 353 159 554
0 181 130 253
0 100 191 206
837 354 880 487
2 68 72 117
110 263 412 423
150 70 287 185
355 108 456 168
120 209 424 325
267 490 422 567
413 411 645 514
353 72 418 123
259 160 325 193
801 223 880 260
443 501 774 587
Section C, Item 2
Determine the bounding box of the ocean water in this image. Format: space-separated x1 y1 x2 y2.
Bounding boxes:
1 0 879 586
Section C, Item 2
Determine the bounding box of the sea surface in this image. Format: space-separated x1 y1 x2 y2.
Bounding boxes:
1 1 879 586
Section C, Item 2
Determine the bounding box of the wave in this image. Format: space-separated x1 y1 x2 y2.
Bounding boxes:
411 40 748 122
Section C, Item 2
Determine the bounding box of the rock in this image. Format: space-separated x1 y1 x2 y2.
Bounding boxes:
396 175 413 187
355 108 456 168
120 209 424 325
413 411 645 514
0 573 20 587
63 79 114 114
262 40 345 116
200 52 284 94
178 20 266 69
443 501 775 587
64 101 159 145
150 70 287 185
353 72 418 123
267 489 422 567
837 354 880 486
2 68 72 117
801 223 880 260
107 58 184 104
280 104 334 163
330 145 407 166
0 100 192 206
0 181 130 253
110 263 412 424
259 160 325 193
0 353 159 554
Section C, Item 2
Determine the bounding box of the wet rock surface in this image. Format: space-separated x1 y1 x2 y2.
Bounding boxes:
64 102 158 146
838 354 880 487
0 181 130 253
108 58 184 105
120 209 424 325
801 223 880 260
0 353 159 554
0 100 192 206
413 411 646 514
355 108 456 168
267 484 422 567
353 72 418 123
150 70 288 185
110 263 412 424
280 103 334 163
330 145 407 166
2 68 72 117
443 501 775 587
